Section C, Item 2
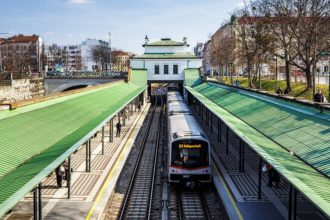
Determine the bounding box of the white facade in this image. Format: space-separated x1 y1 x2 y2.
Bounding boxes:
130 37 202 82
81 39 109 71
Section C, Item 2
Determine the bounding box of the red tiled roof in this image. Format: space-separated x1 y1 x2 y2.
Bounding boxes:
111 50 131 56
4 35 39 44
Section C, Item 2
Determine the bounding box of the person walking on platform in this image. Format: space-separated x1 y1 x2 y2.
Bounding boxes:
116 121 122 137
267 164 280 188
55 165 65 188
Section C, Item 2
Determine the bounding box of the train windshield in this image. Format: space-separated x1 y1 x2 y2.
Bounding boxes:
171 140 209 168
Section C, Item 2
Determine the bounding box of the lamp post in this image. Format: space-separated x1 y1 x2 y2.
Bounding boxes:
328 56 330 102
274 56 278 91
109 32 111 73
0 32 10 72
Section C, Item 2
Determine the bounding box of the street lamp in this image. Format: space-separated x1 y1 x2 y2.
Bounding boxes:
108 32 111 73
274 56 278 91
328 56 330 102
0 32 10 72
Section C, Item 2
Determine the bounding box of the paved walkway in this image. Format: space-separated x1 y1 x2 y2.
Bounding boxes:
3 103 150 220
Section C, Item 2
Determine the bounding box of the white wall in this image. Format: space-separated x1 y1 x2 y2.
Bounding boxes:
131 59 202 81
145 46 187 54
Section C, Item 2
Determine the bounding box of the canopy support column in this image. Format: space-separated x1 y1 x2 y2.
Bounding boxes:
241 142 245 172
109 119 113 142
239 140 242 171
128 105 130 121
217 118 221 142
226 126 229 155
33 188 37 220
288 184 293 220
88 139 92 172
206 108 209 127
123 107 126 126
293 189 297 220
38 183 42 220
131 103 133 116
101 126 105 155
258 157 262 199
67 156 71 199
210 112 213 133
85 141 88 172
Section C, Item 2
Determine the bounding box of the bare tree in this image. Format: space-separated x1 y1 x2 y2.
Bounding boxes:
91 45 110 71
257 0 330 93
289 0 330 94
232 4 273 88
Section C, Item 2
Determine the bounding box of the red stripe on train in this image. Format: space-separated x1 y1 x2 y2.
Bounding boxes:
169 165 209 171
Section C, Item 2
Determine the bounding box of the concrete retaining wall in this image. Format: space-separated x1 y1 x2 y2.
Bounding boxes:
0 78 45 104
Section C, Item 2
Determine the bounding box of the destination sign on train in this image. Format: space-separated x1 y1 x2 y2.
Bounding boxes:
179 144 202 149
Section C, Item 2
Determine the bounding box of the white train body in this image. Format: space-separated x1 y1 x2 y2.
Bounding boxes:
167 91 211 183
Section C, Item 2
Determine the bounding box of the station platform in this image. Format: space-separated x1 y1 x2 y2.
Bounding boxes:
195 110 328 220
2 103 150 220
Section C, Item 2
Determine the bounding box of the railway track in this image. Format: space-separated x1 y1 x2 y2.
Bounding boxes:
118 94 164 220
168 183 229 220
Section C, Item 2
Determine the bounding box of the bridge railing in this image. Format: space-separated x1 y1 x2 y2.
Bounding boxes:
45 71 127 79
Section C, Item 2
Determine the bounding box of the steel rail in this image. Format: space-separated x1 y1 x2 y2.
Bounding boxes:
118 94 161 220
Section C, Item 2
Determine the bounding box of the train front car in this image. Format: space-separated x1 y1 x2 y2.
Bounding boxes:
168 107 211 186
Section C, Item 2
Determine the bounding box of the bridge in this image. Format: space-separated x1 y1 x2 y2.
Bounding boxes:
44 73 125 94
0 68 329 220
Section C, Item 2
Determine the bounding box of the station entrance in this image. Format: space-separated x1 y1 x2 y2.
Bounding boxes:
147 80 184 96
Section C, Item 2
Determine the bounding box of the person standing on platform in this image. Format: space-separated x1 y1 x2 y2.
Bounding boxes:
116 121 122 137
55 165 65 188
276 87 283 95
267 164 280 188
138 102 141 112
314 89 325 103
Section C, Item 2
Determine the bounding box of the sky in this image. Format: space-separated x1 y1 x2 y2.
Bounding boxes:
0 0 244 54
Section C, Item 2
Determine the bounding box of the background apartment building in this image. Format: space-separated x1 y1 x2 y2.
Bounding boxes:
111 50 132 72
0 34 42 74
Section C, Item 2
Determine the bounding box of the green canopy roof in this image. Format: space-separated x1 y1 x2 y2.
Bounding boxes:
0 70 147 216
185 81 330 218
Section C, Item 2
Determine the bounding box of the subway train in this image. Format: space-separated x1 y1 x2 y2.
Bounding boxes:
167 91 211 186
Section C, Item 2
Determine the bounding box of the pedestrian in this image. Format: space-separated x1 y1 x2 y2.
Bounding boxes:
284 88 290 95
137 102 141 112
276 87 283 95
267 164 280 187
272 169 280 188
267 164 273 187
116 121 122 137
314 89 325 103
235 79 240 87
63 160 68 181
55 165 65 188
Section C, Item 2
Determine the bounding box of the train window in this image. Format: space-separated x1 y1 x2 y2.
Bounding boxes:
171 140 208 168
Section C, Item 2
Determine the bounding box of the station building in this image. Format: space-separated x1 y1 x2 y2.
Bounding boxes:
130 36 202 89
